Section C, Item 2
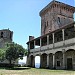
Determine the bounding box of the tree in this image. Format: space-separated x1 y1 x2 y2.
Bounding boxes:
0 48 6 61
5 42 26 66
24 49 28 56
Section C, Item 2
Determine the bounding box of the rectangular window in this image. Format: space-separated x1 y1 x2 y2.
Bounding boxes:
57 61 60 67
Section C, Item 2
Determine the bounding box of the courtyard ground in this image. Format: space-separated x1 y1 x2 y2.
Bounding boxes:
0 67 75 75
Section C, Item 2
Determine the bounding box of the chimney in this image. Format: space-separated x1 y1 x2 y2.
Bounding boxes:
29 36 34 41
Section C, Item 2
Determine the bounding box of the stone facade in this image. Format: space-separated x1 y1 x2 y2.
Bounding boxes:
27 0 75 70
0 29 13 65
0 29 13 48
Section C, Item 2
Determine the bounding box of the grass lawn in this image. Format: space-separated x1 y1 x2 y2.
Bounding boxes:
0 67 75 75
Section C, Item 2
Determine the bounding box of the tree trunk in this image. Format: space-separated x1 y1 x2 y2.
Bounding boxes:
9 60 12 67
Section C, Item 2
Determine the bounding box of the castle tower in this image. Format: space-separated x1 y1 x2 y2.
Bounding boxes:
0 29 13 48
40 0 75 35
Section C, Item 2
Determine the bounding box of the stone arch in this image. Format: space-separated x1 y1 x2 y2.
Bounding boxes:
55 51 63 69
49 53 53 69
40 53 47 68
35 54 40 56
66 49 75 52
65 49 75 69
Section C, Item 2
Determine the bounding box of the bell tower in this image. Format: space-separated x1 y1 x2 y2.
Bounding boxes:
0 29 13 48
40 0 75 35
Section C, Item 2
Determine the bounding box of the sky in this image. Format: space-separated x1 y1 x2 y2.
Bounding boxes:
18 56 27 64
0 0 74 49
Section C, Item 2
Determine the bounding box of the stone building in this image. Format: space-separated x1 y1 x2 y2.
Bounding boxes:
0 29 13 48
27 0 75 69
0 29 13 65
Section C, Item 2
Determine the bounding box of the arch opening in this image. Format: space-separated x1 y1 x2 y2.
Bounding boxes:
41 53 47 68
35 56 40 68
55 51 63 69
65 49 75 69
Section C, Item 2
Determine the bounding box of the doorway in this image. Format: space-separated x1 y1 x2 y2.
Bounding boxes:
67 58 73 69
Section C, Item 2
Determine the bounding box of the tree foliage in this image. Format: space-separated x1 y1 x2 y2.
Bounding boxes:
0 48 6 61
5 42 27 65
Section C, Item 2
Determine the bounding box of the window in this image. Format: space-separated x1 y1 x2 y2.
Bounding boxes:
47 21 48 26
58 17 60 23
45 21 48 27
1 32 3 38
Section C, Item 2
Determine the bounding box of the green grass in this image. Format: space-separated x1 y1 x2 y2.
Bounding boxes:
0 67 75 75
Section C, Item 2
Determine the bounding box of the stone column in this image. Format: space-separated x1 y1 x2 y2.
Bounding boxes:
47 54 49 68
29 42 30 50
74 24 75 33
74 24 75 29
28 43 30 54
62 29 65 46
52 33 54 43
52 33 54 48
32 56 35 68
40 54 41 68
62 49 65 69
62 29 65 41
53 54 55 69
34 40 35 48
47 35 49 45
26 55 30 67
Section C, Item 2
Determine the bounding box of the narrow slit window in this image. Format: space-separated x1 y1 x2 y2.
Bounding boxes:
58 17 60 23
47 21 48 26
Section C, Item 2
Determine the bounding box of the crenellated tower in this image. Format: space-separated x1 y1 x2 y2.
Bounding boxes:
0 29 13 48
40 0 75 35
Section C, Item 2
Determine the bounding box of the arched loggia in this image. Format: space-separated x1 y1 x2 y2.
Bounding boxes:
49 53 53 69
65 49 75 69
40 53 47 68
35 56 40 68
55 51 63 69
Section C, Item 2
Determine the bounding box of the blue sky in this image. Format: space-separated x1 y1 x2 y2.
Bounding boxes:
0 0 74 49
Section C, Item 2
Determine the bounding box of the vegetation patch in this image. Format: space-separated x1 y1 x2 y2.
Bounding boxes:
0 67 75 75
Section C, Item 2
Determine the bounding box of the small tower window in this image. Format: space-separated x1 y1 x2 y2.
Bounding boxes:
1 32 3 38
58 17 60 23
45 22 46 26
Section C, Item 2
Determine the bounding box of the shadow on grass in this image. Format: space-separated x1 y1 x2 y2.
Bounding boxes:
38 67 75 71
65 69 75 71
0 67 31 70
1 67 75 71
7 67 31 70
